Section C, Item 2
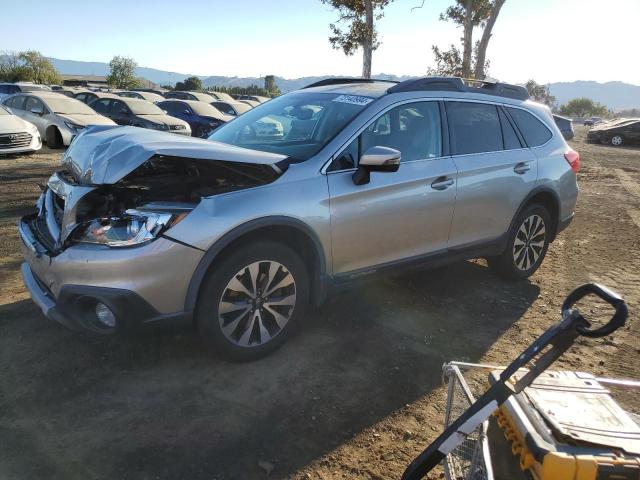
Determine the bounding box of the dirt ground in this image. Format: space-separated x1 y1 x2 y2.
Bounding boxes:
0 126 638 480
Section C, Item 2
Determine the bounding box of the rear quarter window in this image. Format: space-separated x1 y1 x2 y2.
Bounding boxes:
508 108 553 147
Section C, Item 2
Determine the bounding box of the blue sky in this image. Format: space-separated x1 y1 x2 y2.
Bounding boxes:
4 0 639 84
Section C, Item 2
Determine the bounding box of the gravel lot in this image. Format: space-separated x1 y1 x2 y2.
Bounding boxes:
1 126 638 480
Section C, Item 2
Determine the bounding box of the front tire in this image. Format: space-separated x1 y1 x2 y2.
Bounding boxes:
196 241 309 361
488 204 551 280
610 135 624 146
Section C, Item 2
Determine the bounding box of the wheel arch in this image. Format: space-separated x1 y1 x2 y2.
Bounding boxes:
511 187 561 241
45 124 62 146
184 216 329 312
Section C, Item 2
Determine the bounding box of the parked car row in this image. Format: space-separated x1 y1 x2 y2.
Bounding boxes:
2 92 115 148
0 83 268 149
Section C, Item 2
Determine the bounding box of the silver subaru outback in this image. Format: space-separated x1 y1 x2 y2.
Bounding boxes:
19 77 579 361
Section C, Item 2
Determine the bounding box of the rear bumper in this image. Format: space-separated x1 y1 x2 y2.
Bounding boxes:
557 212 574 234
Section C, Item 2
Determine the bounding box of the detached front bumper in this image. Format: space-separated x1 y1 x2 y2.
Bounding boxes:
19 216 203 333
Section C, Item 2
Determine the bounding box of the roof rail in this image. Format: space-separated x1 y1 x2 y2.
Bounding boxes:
303 77 399 89
387 76 529 101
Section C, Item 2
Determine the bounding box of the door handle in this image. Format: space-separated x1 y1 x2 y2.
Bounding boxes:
514 162 531 174
431 176 454 190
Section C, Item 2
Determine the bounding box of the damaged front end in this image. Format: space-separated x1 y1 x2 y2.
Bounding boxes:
22 126 285 256
18 126 288 333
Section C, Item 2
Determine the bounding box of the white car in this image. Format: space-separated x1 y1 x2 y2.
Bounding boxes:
2 92 116 148
0 105 41 154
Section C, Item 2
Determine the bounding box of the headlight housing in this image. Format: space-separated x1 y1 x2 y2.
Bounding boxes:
71 209 186 247
64 121 85 131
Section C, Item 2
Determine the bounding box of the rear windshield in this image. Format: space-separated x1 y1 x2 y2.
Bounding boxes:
208 91 372 160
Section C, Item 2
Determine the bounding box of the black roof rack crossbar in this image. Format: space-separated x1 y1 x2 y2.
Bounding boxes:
387 76 529 101
303 77 399 89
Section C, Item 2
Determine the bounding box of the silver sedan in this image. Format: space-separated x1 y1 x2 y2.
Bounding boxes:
2 92 115 148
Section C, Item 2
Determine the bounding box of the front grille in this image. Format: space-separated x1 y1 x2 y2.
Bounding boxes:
0 132 32 149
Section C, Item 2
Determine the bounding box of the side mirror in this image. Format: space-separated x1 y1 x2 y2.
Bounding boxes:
352 146 401 185
30 107 44 116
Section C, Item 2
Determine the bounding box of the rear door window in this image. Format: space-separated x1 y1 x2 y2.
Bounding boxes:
113 101 129 116
25 97 45 113
446 102 503 155
507 107 552 147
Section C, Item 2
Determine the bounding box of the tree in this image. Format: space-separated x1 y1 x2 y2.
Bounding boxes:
525 80 556 108
559 98 609 118
18 51 61 84
106 56 140 89
264 75 281 96
473 0 505 79
0 50 60 84
427 0 506 79
178 76 203 91
321 0 393 78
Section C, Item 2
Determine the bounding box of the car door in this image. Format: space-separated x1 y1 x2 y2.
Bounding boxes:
623 121 640 144
23 96 49 136
111 100 133 125
446 101 538 249
327 100 458 275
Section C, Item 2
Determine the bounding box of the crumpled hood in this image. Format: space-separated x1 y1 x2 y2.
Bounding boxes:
62 125 287 184
0 114 36 134
58 114 116 127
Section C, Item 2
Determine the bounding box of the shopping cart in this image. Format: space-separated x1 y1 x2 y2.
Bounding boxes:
402 283 630 480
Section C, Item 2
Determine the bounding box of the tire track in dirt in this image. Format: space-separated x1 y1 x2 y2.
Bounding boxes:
615 169 640 229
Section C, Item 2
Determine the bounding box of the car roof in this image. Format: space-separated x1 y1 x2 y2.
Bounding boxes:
159 99 207 106
300 77 531 105
23 91 74 99
299 81 396 98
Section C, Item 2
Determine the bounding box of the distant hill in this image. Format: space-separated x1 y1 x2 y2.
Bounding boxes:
548 81 640 111
47 57 640 110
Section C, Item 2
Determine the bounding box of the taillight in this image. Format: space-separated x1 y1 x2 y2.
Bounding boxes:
564 149 580 173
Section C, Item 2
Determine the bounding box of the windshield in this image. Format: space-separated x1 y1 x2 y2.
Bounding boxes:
128 101 164 115
45 97 97 115
208 92 372 160
190 102 225 117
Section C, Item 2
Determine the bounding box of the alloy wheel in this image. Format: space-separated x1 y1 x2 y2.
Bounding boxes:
218 260 296 347
611 135 623 146
512 214 546 271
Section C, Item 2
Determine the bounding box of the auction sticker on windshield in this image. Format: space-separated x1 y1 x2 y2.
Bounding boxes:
332 95 374 106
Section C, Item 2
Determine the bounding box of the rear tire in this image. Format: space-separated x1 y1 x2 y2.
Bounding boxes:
195 241 309 361
46 127 63 149
488 204 551 280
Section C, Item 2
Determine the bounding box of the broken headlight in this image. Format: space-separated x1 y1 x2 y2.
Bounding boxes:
72 209 185 247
